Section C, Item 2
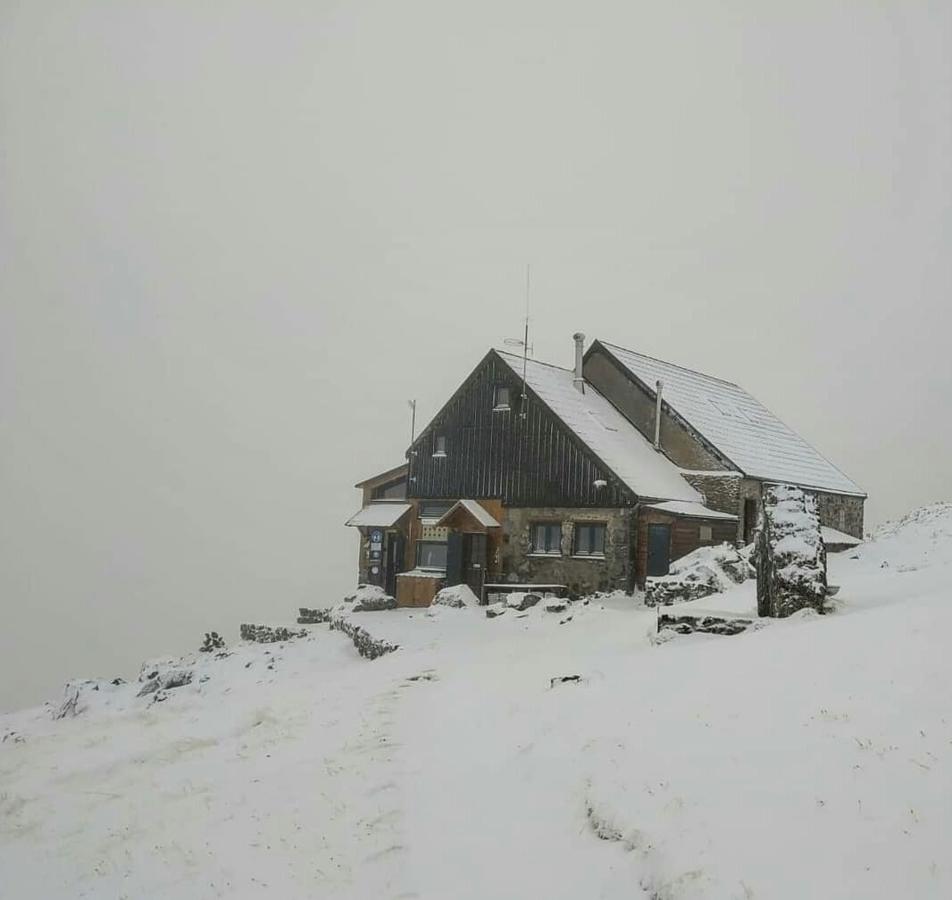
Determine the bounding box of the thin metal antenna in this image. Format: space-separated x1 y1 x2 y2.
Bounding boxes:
520 264 530 418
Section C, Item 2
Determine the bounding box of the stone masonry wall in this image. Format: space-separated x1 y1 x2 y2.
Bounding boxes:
813 491 865 540
681 473 742 516
501 506 632 597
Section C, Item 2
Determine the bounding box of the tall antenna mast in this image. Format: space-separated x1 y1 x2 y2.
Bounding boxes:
521 264 530 418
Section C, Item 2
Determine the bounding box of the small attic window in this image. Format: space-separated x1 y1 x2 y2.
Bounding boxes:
494 385 511 410
433 434 447 457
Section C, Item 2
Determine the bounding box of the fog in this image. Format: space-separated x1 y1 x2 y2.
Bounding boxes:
2 2 950 712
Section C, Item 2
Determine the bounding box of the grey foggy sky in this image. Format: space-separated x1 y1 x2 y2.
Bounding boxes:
2 1 950 712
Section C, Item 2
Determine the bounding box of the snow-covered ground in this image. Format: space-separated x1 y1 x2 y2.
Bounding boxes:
2 504 951 899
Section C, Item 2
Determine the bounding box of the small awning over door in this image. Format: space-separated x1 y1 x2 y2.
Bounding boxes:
345 503 412 528
436 499 501 531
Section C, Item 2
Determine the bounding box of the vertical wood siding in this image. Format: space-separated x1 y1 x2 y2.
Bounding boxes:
408 353 633 508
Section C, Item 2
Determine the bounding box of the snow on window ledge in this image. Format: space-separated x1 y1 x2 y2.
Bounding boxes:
432 451 447 459
570 554 606 561
527 552 562 558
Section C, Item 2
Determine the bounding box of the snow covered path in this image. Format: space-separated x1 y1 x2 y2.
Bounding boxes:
3 503 952 898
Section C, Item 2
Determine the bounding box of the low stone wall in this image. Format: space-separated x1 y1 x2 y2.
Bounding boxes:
240 624 309 643
297 607 333 624
658 612 752 636
297 600 401 660
328 614 399 660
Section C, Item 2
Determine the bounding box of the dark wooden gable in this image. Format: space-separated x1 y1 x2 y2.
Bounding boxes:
407 351 634 508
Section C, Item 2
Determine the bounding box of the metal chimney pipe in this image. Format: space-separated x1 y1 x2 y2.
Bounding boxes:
572 332 586 392
654 379 664 450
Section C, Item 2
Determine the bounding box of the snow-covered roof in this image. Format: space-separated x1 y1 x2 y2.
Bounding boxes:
437 499 501 529
821 526 862 547
597 342 865 497
354 463 408 489
345 503 412 528
497 352 701 503
646 500 738 520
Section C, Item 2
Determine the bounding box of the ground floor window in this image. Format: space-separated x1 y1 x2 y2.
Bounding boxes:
699 524 713 541
415 540 448 570
574 522 606 556
531 522 562 555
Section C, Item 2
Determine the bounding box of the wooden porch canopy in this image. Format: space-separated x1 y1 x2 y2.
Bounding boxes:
345 502 412 529
436 499 501 533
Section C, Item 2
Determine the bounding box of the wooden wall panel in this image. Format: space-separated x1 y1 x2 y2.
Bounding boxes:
408 352 634 509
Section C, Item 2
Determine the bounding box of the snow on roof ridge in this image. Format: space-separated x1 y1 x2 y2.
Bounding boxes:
598 340 740 388
495 348 573 374
596 340 864 497
496 351 701 503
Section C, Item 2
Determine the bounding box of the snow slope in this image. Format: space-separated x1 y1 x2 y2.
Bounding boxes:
2 505 951 899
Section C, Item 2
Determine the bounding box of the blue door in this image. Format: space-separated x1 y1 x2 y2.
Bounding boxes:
647 524 671 577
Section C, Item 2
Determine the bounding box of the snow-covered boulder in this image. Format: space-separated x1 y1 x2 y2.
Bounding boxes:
756 484 827 618
137 661 194 697
346 584 397 612
543 598 568 613
485 602 508 619
433 584 478 608
506 592 541 611
645 542 754 607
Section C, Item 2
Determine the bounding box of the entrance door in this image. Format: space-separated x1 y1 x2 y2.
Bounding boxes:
462 533 487 596
647 524 671 577
384 534 404 596
743 499 758 545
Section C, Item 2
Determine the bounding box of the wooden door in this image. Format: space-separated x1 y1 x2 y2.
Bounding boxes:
463 533 487 596
647 524 671 577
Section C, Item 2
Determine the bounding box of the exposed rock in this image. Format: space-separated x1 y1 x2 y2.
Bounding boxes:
645 543 754 607
199 631 225 653
506 592 541 611
756 484 828 618
137 667 193 697
543 598 568 613
433 584 479 608
485 603 508 619
346 584 398 612
549 674 582 688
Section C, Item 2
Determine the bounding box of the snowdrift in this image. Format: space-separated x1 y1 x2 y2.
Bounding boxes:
2 504 952 899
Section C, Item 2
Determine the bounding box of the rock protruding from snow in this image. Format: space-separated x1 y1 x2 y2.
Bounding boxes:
645 542 754 607
433 584 478 608
756 483 827 618
506 592 541 611
485 602 507 619
346 584 398 612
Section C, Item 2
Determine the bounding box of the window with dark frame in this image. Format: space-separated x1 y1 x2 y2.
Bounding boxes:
371 479 406 500
574 523 606 556
699 524 713 541
418 501 453 520
530 522 562 555
494 385 511 410
433 434 447 456
415 540 448 570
